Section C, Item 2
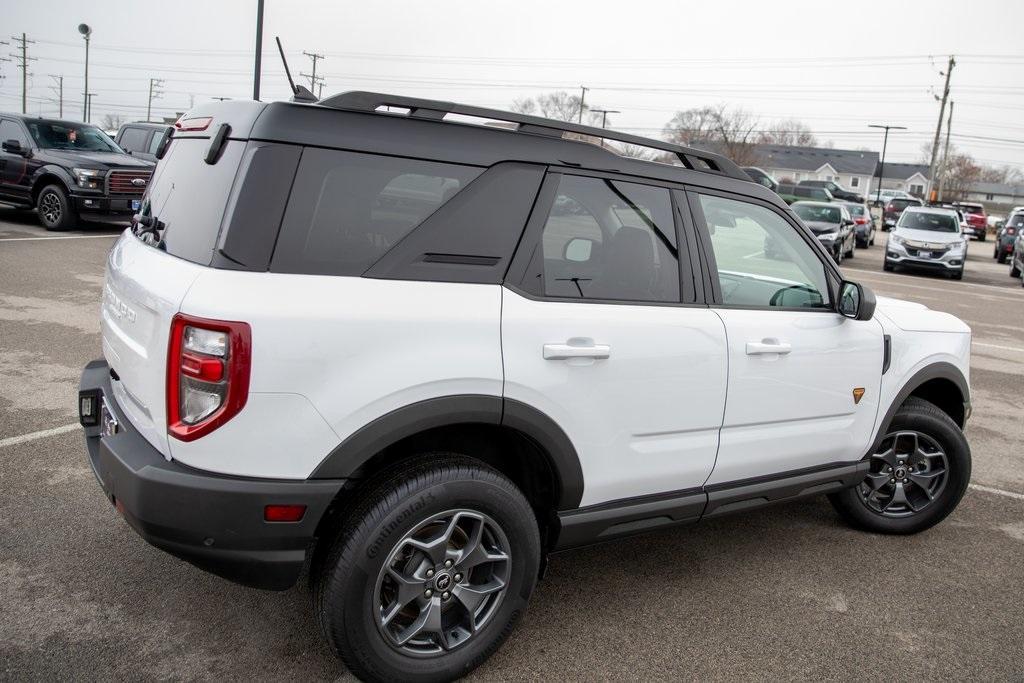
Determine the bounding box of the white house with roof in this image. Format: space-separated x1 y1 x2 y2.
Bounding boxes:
964 182 1024 207
750 145 879 193
869 163 930 199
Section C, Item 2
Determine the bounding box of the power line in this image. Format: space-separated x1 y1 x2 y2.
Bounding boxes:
9 32 37 113
147 77 164 121
49 74 63 117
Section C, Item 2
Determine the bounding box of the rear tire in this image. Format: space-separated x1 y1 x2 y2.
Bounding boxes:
829 397 970 535
998 251 1007 264
313 455 540 683
1010 261 1021 278
36 184 77 231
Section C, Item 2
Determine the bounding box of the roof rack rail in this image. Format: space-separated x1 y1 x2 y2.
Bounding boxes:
316 91 749 181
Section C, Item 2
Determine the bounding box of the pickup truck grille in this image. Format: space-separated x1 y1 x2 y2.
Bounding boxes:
107 170 152 196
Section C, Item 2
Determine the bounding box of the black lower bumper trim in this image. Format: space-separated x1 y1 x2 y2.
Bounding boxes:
79 360 346 590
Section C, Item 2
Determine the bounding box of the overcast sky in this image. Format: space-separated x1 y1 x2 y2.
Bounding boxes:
4 0 1024 172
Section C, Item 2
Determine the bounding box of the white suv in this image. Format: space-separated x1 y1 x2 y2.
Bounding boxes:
884 206 968 279
79 93 973 683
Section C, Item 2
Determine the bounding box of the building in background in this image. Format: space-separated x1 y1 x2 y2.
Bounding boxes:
964 181 1024 207
870 162 930 199
749 145 879 194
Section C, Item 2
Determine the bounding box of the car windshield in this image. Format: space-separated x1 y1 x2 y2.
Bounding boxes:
26 121 121 152
793 204 841 223
900 211 959 233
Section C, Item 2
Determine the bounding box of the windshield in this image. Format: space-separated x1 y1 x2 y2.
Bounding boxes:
793 204 841 223
899 211 959 233
846 205 866 217
26 121 121 152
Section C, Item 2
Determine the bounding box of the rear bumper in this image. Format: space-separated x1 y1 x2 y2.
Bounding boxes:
79 360 345 590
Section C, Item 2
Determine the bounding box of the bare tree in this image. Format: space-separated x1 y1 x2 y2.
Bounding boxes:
757 118 818 147
99 113 126 130
512 91 593 124
663 104 762 166
978 164 1024 184
613 142 659 161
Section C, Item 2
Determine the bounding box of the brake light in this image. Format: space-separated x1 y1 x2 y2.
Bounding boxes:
175 116 213 132
854 217 868 224
885 203 895 212
167 313 251 442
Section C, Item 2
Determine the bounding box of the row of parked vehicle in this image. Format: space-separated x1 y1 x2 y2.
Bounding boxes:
0 112 171 230
995 206 1024 287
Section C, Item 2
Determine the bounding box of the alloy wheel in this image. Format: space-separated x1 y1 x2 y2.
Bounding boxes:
40 191 62 225
374 509 511 657
859 430 949 517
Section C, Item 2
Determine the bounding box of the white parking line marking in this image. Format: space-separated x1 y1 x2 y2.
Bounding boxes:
973 342 1024 353
970 483 1024 501
0 423 79 448
0 234 120 243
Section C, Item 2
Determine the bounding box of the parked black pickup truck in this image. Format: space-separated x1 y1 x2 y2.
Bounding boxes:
798 179 864 203
0 114 155 230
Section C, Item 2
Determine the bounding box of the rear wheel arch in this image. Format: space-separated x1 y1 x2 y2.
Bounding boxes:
309 395 584 546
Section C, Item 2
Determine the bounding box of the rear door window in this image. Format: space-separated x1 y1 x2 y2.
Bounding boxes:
136 137 246 264
118 127 150 153
271 149 482 276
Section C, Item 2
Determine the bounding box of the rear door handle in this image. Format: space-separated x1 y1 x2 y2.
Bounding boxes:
543 343 611 360
745 339 792 355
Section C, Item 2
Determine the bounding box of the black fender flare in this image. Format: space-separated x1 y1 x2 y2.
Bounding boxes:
31 165 76 200
309 395 585 510
867 362 969 455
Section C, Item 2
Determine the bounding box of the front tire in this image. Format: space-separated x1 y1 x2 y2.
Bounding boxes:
36 184 77 231
313 455 540 683
829 397 970 535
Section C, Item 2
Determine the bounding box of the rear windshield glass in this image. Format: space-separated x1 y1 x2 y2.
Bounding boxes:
271 149 482 276
891 199 919 209
793 204 840 223
960 204 983 214
136 137 245 264
846 204 866 216
899 211 958 232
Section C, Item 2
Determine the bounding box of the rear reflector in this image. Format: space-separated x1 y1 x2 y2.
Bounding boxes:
265 505 306 522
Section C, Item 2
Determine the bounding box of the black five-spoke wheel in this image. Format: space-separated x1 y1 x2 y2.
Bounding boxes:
860 431 948 516
375 509 511 656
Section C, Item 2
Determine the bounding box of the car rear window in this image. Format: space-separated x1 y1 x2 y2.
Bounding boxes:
136 137 246 264
846 204 866 216
271 149 482 276
793 204 840 223
891 199 919 209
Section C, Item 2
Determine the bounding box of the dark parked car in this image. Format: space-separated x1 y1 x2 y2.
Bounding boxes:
998 212 1023 264
742 166 779 192
775 183 834 204
114 122 173 162
786 200 856 264
798 179 864 203
882 196 923 231
0 114 154 230
842 201 876 248
1011 227 1024 283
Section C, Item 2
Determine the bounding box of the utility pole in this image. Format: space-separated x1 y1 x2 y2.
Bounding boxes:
578 85 589 124
590 108 619 129
301 50 324 92
926 55 955 202
868 124 907 204
86 92 96 122
50 75 63 117
936 101 954 203
9 33 37 114
147 78 165 122
253 0 264 100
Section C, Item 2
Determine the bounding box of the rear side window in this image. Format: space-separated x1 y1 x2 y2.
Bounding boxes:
272 149 482 276
118 127 149 153
137 137 246 264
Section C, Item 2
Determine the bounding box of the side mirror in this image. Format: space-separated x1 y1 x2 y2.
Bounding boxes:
2 139 25 155
564 237 594 263
838 281 876 321
153 128 174 161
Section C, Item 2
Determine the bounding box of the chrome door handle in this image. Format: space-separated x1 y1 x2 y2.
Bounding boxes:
745 339 792 355
543 343 611 360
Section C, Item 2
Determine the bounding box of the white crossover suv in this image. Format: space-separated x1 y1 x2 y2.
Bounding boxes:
884 206 968 279
79 93 972 683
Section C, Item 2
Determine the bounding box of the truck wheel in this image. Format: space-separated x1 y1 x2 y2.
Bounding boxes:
313 455 540 683
828 397 970 535
36 184 78 231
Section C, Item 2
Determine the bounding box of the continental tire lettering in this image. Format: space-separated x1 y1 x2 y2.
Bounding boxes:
367 491 437 559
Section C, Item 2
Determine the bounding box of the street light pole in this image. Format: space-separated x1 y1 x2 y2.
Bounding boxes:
78 24 91 121
868 124 907 205
253 0 264 101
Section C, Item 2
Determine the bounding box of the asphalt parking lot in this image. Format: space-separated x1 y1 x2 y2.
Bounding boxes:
1 209 1022 681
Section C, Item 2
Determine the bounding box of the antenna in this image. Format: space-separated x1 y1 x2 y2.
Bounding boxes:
275 36 317 103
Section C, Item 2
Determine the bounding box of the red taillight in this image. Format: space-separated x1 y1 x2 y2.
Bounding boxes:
264 505 307 522
854 217 868 224
167 313 251 442
175 116 213 132
885 203 895 212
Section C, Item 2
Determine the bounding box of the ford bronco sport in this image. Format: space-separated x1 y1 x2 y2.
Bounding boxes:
79 93 973 683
